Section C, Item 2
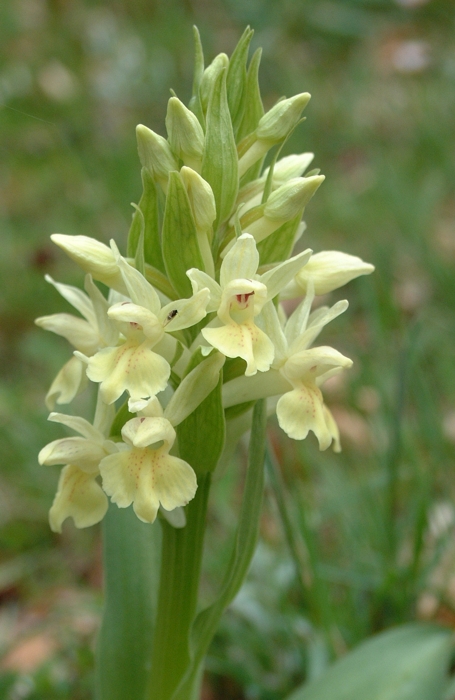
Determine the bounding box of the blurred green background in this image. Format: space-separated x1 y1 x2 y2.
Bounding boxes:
1 0 455 698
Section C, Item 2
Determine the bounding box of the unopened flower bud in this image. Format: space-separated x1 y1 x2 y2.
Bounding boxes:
200 53 229 111
166 97 205 171
180 167 216 234
283 251 375 297
245 175 324 243
257 93 311 142
136 124 178 192
238 94 312 178
180 166 216 277
50 234 127 293
264 175 324 220
263 153 315 185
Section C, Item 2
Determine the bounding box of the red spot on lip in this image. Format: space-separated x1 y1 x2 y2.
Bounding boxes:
235 291 255 306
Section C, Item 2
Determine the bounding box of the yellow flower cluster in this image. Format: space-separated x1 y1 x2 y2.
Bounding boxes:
37 30 374 532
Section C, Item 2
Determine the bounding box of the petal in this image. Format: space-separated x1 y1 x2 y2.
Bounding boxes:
45 356 87 411
187 269 221 312
86 341 170 404
47 412 103 441
220 234 259 288
289 299 349 354
202 321 274 376
276 385 332 449
284 279 315 345
39 437 106 473
283 346 353 384
218 279 268 323
121 416 175 449
84 275 119 347
108 302 163 340
45 275 96 325
35 314 99 355
323 405 341 453
147 453 197 514
99 448 197 524
111 243 161 314
257 302 287 365
49 465 108 533
260 248 312 301
160 288 210 331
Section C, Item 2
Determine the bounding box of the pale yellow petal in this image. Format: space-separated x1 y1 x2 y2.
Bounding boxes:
121 416 175 449
323 405 341 453
39 437 106 473
45 356 87 411
99 447 197 524
160 288 210 332
86 341 170 404
220 234 259 288
35 314 99 355
276 385 332 449
49 465 108 533
202 321 274 376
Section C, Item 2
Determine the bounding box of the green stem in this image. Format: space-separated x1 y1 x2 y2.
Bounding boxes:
148 473 211 700
95 504 161 700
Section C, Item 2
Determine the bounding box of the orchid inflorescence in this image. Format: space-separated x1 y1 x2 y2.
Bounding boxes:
36 27 374 534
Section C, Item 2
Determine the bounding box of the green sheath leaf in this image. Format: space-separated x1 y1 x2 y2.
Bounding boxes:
257 212 302 264
226 26 254 136
127 168 164 272
162 170 205 298
176 349 225 476
201 68 239 228
237 47 264 142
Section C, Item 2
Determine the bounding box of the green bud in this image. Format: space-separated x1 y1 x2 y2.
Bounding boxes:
165 97 205 172
244 175 324 243
263 152 315 185
136 124 178 192
264 175 324 219
180 166 216 234
238 94 311 178
256 92 311 142
200 53 229 112
180 166 216 277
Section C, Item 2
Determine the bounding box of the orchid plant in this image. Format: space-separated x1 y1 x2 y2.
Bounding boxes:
36 27 374 700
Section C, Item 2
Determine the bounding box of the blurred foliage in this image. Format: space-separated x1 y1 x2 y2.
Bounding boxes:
1 0 455 698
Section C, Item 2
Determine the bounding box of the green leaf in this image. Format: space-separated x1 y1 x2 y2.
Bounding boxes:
95 505 162 700
172 400 267 699
188 26 205 127
162 170 205 298
226 26 254 135
149 474 211 700
127 168 164 273
287 623 454 700
144 263 178 300
257 212 302 264
109 399 134 439
237 47 264 143
176 349 225 476
201 68 239 228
